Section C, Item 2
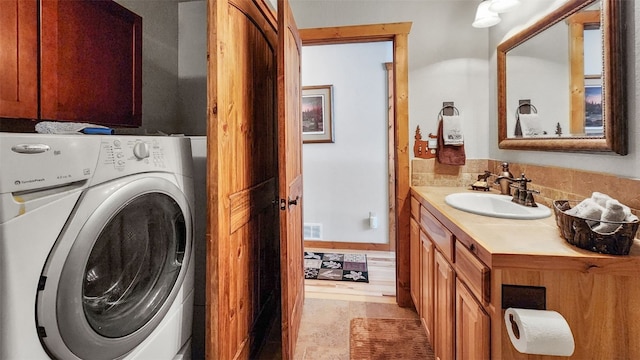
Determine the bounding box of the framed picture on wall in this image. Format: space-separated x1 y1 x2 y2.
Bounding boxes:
584 76 603 136
302 85 334 143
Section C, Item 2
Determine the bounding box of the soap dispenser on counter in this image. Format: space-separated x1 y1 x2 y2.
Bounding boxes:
498 162 514 195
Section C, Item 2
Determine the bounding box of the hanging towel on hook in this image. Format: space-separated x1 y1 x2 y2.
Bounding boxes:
442 115 464 145
519 113 543 137
437 118 466 165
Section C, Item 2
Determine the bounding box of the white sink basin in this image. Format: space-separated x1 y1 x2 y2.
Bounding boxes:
444 193 551 220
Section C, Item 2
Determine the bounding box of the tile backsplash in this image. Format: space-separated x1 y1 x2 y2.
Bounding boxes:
411 158 640 216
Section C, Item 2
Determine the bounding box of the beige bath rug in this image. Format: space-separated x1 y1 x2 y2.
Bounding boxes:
350 318 435 359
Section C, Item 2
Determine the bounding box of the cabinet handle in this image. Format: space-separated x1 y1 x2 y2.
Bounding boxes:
469 243 476 252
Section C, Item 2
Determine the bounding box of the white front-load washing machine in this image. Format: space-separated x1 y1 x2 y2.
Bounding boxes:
0 133 195 360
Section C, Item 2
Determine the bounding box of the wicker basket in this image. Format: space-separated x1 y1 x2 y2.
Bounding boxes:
553 200 639 255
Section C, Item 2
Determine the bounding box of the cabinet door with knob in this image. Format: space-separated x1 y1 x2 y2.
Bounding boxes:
420 230 434 345
40 0 142 126
410 217 421 314
434 251 455 360
455 279 490 360
1 0 141 127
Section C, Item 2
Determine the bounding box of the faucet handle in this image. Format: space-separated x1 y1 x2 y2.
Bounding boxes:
517 173 532 182
524 190 539 207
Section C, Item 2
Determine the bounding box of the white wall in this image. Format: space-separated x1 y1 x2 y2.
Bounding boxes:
302 42 392 244
292 0 639 180
178 1 208 136
291 0 491 160
489 1 640 178
115 0 181 134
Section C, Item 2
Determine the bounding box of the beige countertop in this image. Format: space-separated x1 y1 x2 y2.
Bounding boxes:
411 186 640 274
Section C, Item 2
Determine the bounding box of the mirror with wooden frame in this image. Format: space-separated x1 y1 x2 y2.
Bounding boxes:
497 0 627 155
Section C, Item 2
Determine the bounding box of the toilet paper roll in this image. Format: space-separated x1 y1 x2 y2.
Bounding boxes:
504 308 575 356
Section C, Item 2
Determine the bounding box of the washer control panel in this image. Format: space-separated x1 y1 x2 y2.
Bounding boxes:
88 136 193 187
101 138 166 172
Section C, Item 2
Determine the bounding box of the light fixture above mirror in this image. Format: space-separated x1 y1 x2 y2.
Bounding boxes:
473 0 521 28
472 0 501 28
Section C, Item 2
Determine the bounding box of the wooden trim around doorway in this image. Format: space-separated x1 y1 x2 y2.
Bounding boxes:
305 240 391 252
300 22 412 307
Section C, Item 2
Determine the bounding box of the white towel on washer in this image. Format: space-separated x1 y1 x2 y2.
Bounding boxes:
35 121 112 134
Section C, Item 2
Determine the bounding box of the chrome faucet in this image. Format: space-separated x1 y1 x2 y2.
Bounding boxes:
494 173 540 207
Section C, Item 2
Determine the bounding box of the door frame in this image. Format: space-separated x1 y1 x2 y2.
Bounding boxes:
299 22 413 307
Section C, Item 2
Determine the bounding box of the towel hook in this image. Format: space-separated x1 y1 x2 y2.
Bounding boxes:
438 105 459 118
515 102 538 116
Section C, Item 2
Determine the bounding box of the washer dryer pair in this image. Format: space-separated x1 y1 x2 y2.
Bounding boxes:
0 133 195 360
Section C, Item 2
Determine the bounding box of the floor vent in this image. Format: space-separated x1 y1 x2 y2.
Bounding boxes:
304 223 323 240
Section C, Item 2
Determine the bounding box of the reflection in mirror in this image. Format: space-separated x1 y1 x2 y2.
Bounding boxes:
506 3 601 138
497 0 628 154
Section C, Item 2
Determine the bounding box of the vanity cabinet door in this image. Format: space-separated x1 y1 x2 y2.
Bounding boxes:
410 217 421 314
420 230 434 345
434 251 455 360
0 0 38 119
455 279 490 360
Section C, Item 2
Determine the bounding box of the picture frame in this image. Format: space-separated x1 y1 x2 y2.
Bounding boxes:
584 76 603 136
302 85 334 143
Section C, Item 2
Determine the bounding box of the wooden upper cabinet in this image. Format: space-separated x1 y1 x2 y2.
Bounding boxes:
1 0 141 126
40 0 142 126
0 0 38 119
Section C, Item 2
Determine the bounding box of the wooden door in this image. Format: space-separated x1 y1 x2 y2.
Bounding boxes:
206 0 280 358
277 0 304 357
0 0 37 119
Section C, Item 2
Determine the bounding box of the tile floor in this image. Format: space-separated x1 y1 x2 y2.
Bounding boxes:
258 249 422 359
293 298 420 359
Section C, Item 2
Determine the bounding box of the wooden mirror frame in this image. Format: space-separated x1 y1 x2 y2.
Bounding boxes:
497 0 628 155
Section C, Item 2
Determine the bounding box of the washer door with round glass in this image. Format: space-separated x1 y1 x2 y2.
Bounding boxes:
36 174 192 360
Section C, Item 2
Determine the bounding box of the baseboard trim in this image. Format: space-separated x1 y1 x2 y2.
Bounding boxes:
304 240 391 252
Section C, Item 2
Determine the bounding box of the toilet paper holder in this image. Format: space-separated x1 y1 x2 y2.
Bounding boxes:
504 307 575 357
509 314 520 339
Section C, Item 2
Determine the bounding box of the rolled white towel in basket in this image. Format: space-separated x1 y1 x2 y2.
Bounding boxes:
593 199 630 234
564 193 637 235
564 198 603 221
591 192 613 208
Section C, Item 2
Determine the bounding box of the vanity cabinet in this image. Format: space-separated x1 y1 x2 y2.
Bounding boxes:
0 0 142 127
411 186 640 359
410 194 491 360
